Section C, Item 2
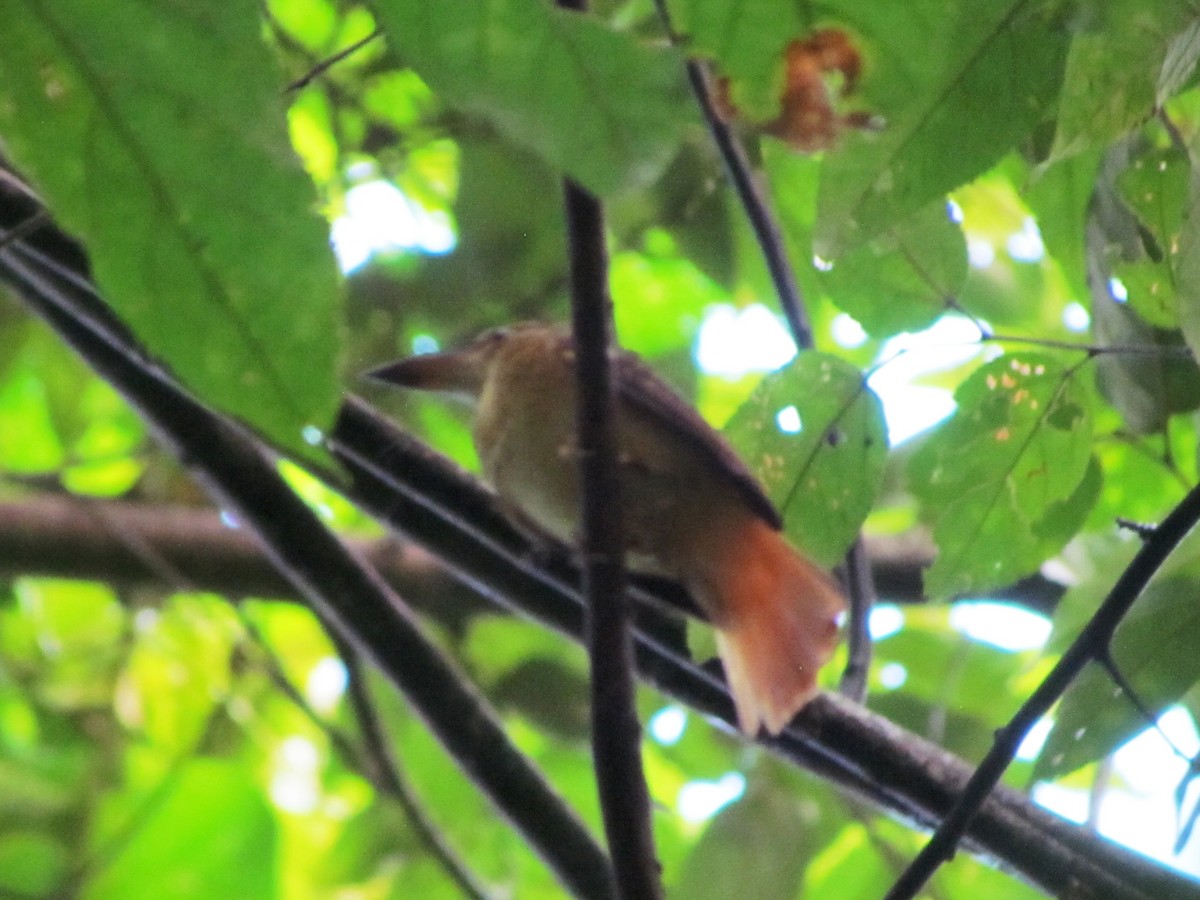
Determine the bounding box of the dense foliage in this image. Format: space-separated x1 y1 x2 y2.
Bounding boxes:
3 0 1200 897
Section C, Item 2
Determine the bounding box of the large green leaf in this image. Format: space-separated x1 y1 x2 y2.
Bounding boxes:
814 0 1067 254
0 0 341 462
909 353 1095 599
1049 1 1198 161
817 200 966 336
373 0 694 196
724 352 886 567
673 773 824 900
1037 528 1200 780
85 758 276 900
761 144 966 337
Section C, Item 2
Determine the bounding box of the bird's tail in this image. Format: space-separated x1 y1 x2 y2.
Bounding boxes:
694 517 845 735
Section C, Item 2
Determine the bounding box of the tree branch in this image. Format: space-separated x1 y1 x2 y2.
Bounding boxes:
563 174 663 899
0 494 489 628
0 226 616 899
886 477 1200 900
329 397 1200 900
0 493 1065 614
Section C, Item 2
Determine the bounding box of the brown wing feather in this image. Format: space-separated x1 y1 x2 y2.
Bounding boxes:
615 351 784 530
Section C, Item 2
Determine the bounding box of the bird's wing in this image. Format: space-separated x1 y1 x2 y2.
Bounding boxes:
615 351 784 531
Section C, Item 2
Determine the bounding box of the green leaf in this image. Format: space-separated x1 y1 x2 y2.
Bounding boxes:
724 352 887 567
673 775 818 900
1114 144 1190 328
373 0 693 196
0 0 341 462
715 350 888 564
812 0 1066 254
0 831 68 895
1050 1 1198 161
1036 533 1200 779
85 758 276 900
818 200 966 337
761 145 966 337
909 353 1094 599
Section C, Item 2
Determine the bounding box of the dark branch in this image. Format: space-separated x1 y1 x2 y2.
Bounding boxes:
649 2 878 714
886 480 1200 900
0 493 1066 614
0 226 616 900
329 398 1200 900
563 175 662 894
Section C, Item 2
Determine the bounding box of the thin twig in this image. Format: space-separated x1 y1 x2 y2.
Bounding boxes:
683 56 812 350
838 536 874 702
885 479 1200 900
982 331 1195 357
243 617 493 900
284 28 383 93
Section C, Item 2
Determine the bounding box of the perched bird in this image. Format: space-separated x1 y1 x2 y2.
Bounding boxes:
368 322 844 735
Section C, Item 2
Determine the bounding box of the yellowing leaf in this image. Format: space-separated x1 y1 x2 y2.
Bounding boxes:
910 353 1095 598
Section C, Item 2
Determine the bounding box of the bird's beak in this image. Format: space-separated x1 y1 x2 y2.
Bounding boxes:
365 350 486 399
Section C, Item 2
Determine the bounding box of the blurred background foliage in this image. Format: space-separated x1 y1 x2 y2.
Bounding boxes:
3 0 1200 897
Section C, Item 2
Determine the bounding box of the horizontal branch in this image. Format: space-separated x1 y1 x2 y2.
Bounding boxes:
0 494 488 627
0 494 1065 615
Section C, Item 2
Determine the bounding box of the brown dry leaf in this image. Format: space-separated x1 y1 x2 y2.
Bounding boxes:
714 28 875 153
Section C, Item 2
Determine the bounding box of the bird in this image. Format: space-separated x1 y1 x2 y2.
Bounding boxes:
367 322 844 735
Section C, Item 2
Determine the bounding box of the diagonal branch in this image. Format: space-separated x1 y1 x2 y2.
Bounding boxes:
886 478 1200 900
329 397 1200 900
0 224 616 899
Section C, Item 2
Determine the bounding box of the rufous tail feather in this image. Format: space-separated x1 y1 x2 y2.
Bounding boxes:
697 517 845 735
